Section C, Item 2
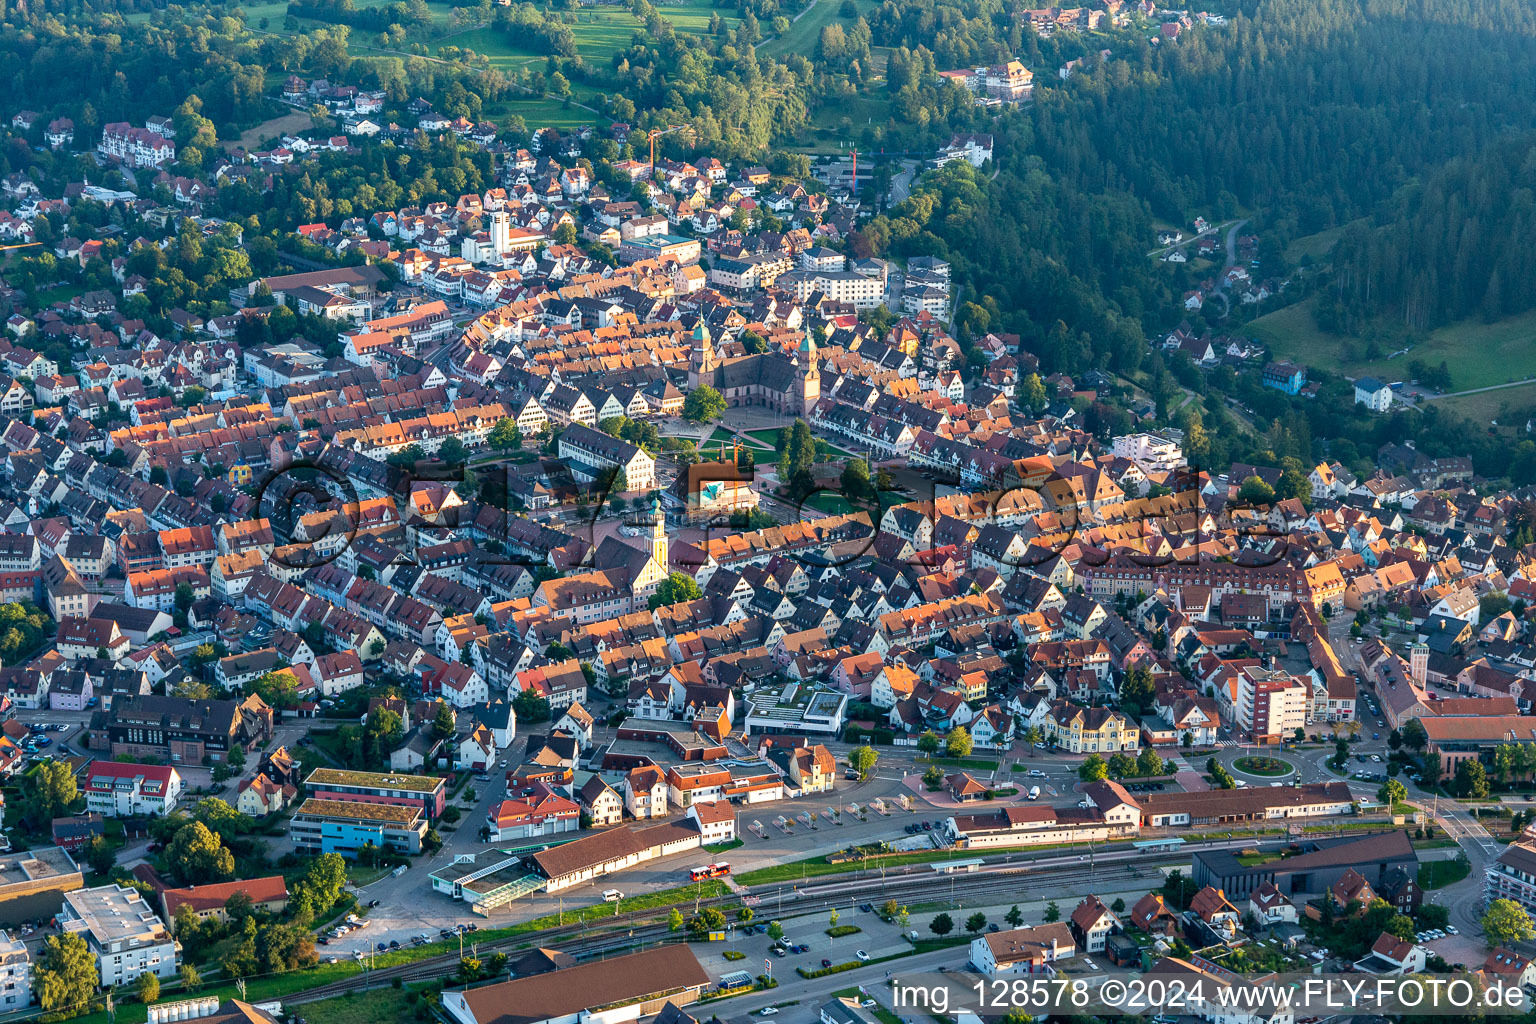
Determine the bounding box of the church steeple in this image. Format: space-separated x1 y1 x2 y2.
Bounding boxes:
798 322 820 415
687 319 716 388
650 495 668 570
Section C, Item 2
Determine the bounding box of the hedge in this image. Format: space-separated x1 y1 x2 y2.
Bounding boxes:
797 961 863 979
825 925 862 937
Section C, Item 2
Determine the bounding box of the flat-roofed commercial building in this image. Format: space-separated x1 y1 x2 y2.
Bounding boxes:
0 846 83 927
617 234 701 266
60 884 179 986
288 798 428 857
302 768 447 819
1192 829 1416 899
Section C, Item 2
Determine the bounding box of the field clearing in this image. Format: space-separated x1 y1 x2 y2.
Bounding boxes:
237 0 457 35
763 0 875 56
1431 381 1536 425
301 989 417 1024
225 109 315 152
1248 298 1536 393
1284 224 1347 264
446 4 737 71
483 97 592 129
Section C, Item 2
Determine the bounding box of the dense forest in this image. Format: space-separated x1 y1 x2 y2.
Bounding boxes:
1321 133 1536 332
286 0 435 35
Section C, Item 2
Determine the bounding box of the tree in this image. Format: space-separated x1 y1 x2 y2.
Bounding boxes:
166 821 235 884
1378 778 1407 806
649 572 704 610
1079 754 1109 782
1237 475 1276 506
682 385 727 423
1137 747 1164 777
136 971 161 1003
1120 665 1155 715
1018 372 1048 411
224 890 255 927
1456 758 1490 798
917 730 941 754
777 419 817 495
849 745 878 780
249 669 301 710
1482 899 1536 946
1004 905 1023 927
965 912 987 934
687 907 727 939
433 703 457 741
1111 897 1125 913
829 908 840 928
945 726 972 758
35 933 97 1018
738 907 755 923
1108 752 1136 779
668 908 684 932
1162 870 1199 910
766 921 784 941
929 913 953 936
512 689 551 723
180 964 202 992
83 836 116 875
1044 901 1060 923
25 759 78 824
840 458 872 502
488 417 523 452
290 852 348 920
1401 718 1429 750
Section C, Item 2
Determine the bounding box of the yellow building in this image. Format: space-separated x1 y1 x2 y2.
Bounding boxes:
1044 700 1139 754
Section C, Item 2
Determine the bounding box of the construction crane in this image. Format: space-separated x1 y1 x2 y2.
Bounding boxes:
645 124 696 180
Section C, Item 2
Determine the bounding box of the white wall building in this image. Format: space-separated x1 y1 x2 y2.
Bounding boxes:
1111 432 1185 474
60 886 180 987
0 933 29 1009
83 763 183 818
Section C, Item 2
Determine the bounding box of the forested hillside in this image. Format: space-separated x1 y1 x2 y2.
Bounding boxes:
854 0 1536 384
1321 134 1536 332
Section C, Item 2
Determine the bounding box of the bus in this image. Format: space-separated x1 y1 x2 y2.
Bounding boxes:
689 863 731 881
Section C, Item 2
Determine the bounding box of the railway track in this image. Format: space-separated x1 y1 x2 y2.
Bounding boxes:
287 848 1200 1004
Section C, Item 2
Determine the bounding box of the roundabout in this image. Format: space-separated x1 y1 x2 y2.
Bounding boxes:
1232 755 1296 778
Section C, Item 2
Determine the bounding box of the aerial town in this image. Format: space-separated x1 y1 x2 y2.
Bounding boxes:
0 1 1532 1023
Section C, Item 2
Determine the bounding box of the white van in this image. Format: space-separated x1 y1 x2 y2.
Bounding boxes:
1027 786 1040 800
602 889 623 902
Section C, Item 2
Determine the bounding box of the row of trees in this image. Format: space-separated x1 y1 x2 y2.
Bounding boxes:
1077 747 1166 782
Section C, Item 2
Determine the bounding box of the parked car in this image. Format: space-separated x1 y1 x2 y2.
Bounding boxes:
855 950 870 961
